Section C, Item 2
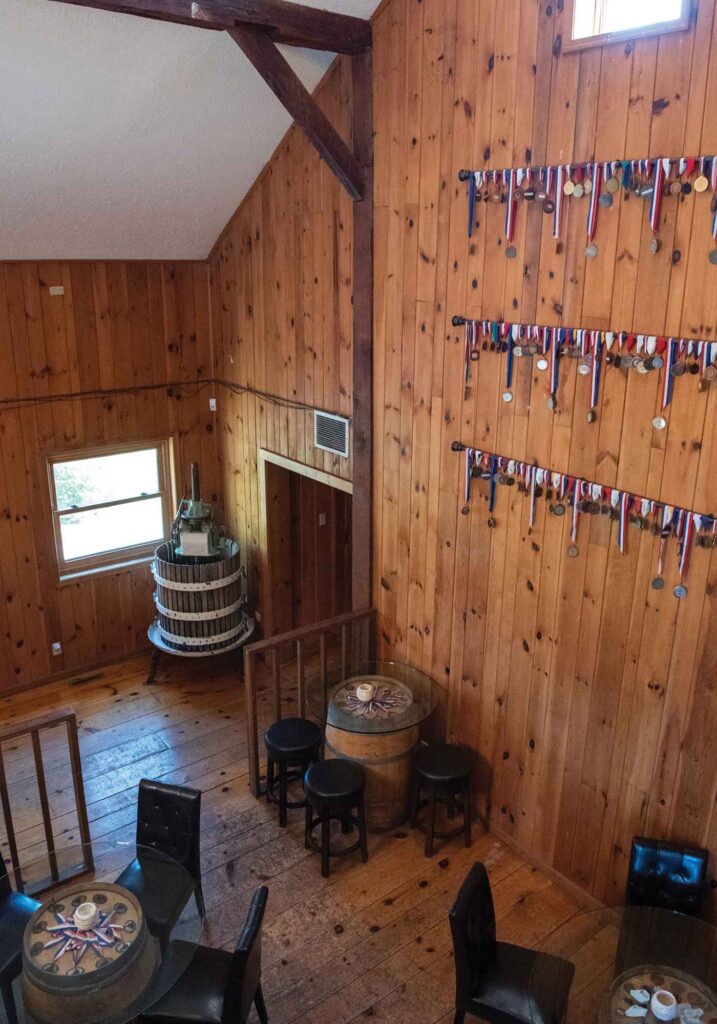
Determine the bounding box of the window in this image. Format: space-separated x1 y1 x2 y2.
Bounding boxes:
566 0 691 50
48 439 174 578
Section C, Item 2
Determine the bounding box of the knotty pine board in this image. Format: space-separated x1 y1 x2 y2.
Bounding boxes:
369 0 717 918
209 58 354 628
0 261 217 691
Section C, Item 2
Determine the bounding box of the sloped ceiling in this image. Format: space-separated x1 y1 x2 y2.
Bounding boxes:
0 0 379 260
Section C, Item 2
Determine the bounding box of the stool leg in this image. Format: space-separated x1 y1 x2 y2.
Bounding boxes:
321 805 331 878
358 796 368 864
266 759 274 803
409 769 420 828
462 779 472 848
425 783 437 858
340 815 352 836
305 800 313 850
279 762 288 827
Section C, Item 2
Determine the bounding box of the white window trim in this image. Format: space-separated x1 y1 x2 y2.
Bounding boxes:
47 437 175 580
563 0 691 53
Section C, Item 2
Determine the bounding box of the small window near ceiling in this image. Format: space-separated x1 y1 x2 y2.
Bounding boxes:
566 0 691 51
48 440 174 578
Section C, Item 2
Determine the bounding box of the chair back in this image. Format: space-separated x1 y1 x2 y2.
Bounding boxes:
449 862 497 1001
223 886 269 1023
135 779 202 882
627 837 708 917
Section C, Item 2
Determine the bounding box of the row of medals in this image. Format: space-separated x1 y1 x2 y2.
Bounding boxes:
475 167 717 261
470 338 717 421
471 467 708 596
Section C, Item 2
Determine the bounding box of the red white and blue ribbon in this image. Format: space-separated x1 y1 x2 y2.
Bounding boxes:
648 158 669 233
710 157 717 242
678 511 697 579
550 328 561 397
662 338 677 408
590 332 603 409
554 165 565 239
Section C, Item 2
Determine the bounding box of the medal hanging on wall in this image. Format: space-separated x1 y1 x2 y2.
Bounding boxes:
708 157 717 264
585 162 602 258
504 169 518 259
647 158 669 253
651 503 673 589
674 509 697 598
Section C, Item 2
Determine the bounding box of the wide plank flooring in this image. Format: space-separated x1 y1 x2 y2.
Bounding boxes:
0 654 585 1023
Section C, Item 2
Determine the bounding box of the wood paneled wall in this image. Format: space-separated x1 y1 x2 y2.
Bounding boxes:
209 58 354 623
371 0 717 910
0 261 216 692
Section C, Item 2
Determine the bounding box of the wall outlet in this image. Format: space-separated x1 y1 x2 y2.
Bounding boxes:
51 641 63 656
49 285 65 297
319 513 327 527
209 397 217 412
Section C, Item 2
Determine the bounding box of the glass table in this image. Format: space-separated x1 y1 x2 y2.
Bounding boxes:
305 660 442 831
529 905 717 1024
3 840 204 1024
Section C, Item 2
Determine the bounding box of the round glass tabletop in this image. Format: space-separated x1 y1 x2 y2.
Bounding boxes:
4 840 204 1024
305 660 441 734
529 905 717 1024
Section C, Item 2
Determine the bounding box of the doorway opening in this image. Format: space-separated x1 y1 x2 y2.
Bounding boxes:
262 454 352 638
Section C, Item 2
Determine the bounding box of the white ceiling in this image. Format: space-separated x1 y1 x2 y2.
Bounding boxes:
0 0 379 260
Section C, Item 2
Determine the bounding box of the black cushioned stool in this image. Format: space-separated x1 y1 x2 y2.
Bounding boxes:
410 742 472 857
304 759 368 878
264 717 322 827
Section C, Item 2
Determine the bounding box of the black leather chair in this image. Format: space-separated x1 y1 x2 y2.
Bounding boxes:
0 855 40 1024
450 862 574 1024
116 779 203 951
626 836 709 917
140 886 269 1024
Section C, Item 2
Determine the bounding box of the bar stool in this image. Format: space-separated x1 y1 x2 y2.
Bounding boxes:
304 759 369 878
410 742 472 857
264 717 322 827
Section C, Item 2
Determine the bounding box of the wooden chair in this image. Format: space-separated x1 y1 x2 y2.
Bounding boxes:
139 886 269 1024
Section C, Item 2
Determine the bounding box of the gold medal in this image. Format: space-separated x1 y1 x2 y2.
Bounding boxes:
563 179 575 196
669 180 682 196
583 178 593 194
694 174 709 192
605 176 620 193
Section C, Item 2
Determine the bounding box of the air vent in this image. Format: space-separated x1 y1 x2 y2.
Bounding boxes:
314 411 349 458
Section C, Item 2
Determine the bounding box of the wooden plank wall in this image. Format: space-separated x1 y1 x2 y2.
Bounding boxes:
371 0 717 912
209 58 354 624
0 261 216 692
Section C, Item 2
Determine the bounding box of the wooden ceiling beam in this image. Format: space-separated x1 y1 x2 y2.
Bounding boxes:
228 25 365 200
192 1 371 54
47 0 372 53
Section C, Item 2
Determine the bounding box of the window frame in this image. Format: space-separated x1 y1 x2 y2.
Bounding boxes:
563 0 692 53
47 437 176 580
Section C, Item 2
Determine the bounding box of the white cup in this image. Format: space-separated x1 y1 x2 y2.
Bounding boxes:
74 901 100 932
651 990 677 1022
356 682 376 703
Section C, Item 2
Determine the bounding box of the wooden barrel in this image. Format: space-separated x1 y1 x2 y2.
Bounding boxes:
325 723 419 831
152 538 249 654
22 882 159 1024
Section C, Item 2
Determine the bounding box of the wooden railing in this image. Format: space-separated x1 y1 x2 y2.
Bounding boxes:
243 608 376 796
0 708 92 893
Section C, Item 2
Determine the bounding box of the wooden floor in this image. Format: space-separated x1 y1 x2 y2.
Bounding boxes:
0 655 586 1024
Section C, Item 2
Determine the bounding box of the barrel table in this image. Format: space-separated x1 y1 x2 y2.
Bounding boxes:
11 839 204 1024
306 662 441 831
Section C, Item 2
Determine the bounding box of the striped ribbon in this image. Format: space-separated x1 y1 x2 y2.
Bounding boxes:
586 162 602 241
711 158 717 241
617 492 631 553
468 171 477 238
678 511 697 579
464 447 474 504
529 465 538 526
590 332 603 408
649 159 668 233
571 480 582 543
504 169 517 242
550 328 561 396
662 339 677 408
488 455 498 512
554 165 564 239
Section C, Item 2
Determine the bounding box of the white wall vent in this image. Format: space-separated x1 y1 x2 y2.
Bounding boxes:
314 411 349 458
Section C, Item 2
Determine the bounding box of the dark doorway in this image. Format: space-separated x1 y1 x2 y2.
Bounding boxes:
264 461 352 636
